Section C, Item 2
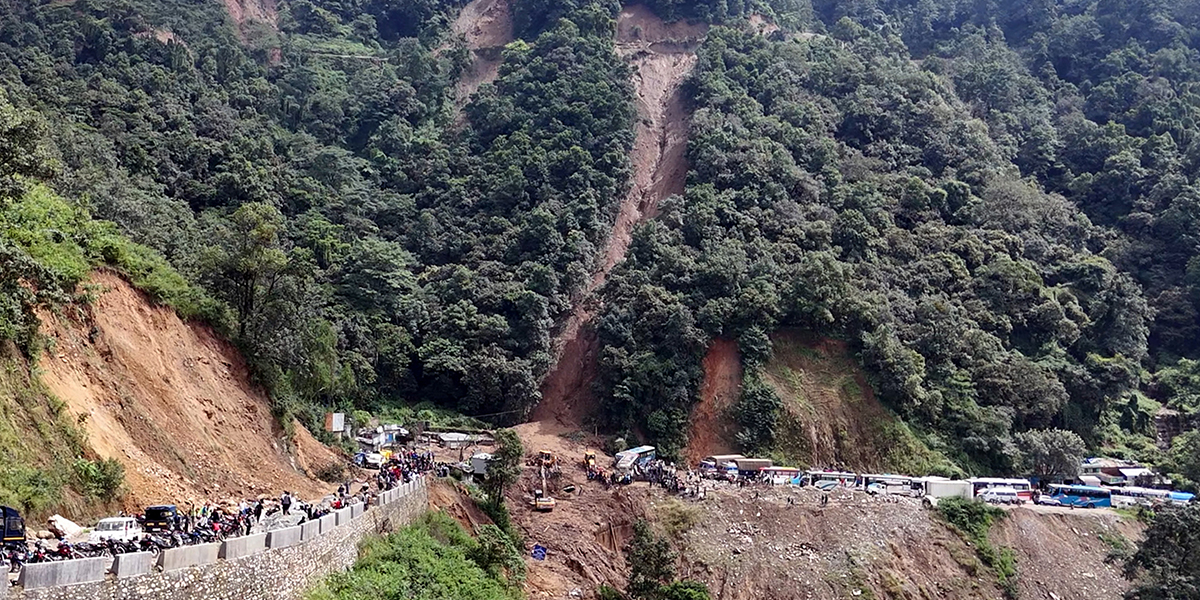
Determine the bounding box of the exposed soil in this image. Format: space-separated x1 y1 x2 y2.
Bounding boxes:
450 0 514 111
510 422 651 598
533 5 707 427
680 487 1007 600
763 331 947 472
222 0 278 28
508 422 1134 600
429 479 494 531
684 339 742 464
37 272 340 512
993 509 1139 600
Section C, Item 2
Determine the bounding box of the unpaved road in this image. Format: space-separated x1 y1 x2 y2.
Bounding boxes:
532 5 707 426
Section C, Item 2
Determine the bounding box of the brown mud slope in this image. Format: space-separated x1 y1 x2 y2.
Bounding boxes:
993 509 1140 600
684 338 742 464
532 5 707 427
429 479 494 531
37 272 340 510
681 487 1008 600
764 331 949 472
451 0 514 110
510 422 653 598
223 0 278 30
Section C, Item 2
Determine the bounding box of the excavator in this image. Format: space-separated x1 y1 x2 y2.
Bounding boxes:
531 450 558 512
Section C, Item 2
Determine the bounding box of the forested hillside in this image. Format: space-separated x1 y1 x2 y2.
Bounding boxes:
594 0 1200 479
2 0 1200 485
0 0 635 428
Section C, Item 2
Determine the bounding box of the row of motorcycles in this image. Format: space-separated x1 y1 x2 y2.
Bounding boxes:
1 518 251 574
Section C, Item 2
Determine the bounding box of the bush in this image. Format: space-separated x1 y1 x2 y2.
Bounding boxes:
72 458 125 502
935 498 1017 598
314 461 346 484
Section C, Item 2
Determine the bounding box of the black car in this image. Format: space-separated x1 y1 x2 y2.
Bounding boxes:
143 505 178 533
1 506 23 545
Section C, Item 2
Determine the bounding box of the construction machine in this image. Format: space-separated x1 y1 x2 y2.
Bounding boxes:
532 489 557 512
538 450 558 469
583 450 597 470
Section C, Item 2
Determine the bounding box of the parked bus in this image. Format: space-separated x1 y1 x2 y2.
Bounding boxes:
862 474 914 495
1048 484 1112 508
615 446 656 471
969 477 1033 500
805 470 857 487
760 467 804 485
1110 486 1171 507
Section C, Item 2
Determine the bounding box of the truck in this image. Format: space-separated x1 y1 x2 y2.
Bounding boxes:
912 477 972 507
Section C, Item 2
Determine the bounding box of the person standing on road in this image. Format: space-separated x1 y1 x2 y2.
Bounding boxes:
254 498 265 523
281 492 292 515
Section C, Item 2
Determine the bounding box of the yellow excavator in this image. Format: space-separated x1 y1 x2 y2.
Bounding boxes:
532 454 557 512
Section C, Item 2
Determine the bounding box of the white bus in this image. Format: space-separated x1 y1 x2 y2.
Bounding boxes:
1110 486 1174 507
805 470 857 487
968 477 1033 500
862 474 914 495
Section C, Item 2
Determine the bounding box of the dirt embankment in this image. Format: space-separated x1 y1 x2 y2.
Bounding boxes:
37 272 340 511
222 0 278 31
450 0 514 109
533 5 707 427
684 339 742 464
763 331 950 472
993 509 1140 600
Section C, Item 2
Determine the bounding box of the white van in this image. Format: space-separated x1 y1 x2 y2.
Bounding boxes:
89 517 143 543
978 487 1023 505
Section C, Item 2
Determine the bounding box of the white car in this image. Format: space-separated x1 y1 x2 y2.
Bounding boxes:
1035 495 1061 506
978 487 1023 505
89 517 142 543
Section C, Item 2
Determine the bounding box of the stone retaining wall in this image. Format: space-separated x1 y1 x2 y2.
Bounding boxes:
10 478 429 600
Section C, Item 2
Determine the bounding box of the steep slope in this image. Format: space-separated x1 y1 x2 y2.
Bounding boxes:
684 338 743 464
37 272 340 510
764 331 954 474
533 5 707 426
450 0 514 109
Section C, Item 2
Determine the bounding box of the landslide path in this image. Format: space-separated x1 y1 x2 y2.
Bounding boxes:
450 0 514 110
37 272 340 510
532 5 707 426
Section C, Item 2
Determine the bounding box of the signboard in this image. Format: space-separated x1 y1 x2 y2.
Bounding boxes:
324 412 345 433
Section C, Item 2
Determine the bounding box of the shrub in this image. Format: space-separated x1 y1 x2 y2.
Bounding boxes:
72 458 125 502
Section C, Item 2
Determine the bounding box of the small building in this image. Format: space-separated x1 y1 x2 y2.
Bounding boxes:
439 432 473 449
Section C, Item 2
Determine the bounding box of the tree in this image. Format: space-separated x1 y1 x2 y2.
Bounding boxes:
0 90 58 200
1168 430 1200 491
481 428 522 502
1013 428 1087 479
199 202 290 341
1124 504 1200 600
626 520 676 600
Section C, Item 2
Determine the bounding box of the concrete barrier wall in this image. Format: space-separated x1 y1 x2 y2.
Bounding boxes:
17 557 109 589
318 513 337 535
300 519 321 542
219 533 266 560
334 507 351 527
111 553 156 579
158 542 221 572
266 526 301 549
14 478 429 600
350 503 363 519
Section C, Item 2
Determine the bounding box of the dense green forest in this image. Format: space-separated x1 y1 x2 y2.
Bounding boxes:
0 0 634 427
2 0 1200 482
594 0 1200 477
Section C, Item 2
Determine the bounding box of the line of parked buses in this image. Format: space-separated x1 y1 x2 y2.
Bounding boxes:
697 457 1195 509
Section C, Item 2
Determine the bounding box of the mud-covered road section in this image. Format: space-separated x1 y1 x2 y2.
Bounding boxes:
532 5 707 427
450 0 514 110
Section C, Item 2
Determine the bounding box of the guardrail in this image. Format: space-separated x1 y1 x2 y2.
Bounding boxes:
11 476 426 592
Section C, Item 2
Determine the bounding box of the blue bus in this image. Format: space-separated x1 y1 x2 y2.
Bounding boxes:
1048 484 1111 508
